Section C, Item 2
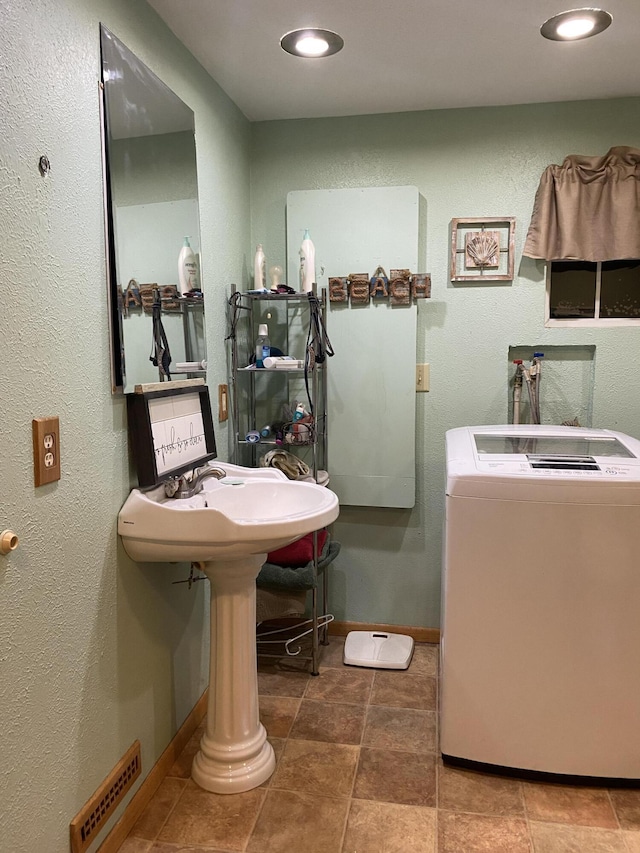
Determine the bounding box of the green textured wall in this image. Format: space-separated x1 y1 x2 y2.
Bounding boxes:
111 131 198 206
250 99 640 630
0 1 250 849
2 2 640 845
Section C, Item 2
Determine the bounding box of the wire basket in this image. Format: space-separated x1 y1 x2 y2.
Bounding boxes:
282 417 315 446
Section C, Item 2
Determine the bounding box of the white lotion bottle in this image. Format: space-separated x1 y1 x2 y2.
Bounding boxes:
299 229 315 293
254 244 266 289
178 237 199 294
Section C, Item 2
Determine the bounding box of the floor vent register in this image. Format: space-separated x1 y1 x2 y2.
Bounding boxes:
69 740 141 853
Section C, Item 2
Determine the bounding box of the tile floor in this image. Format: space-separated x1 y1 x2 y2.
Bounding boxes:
117 639 640 852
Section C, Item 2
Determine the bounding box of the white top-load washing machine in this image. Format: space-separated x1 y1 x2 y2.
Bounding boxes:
441 424 640 781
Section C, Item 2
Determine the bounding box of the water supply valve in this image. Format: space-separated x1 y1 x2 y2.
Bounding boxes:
172 562 207 589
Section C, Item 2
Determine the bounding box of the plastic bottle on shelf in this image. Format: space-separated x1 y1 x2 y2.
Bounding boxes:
254 244 266 289
269 264 284 289
263 355 303 369
178 237 199 294
299 230 315 293
255 324 270 367
175 360 207 372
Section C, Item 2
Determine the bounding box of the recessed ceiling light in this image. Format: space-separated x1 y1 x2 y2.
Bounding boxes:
540 7 612 41
280 28 344 58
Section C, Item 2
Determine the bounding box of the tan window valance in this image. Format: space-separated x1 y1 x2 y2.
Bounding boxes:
523 146 640 262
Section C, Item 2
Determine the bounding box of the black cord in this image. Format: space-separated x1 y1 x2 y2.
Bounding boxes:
307 292 334 364
150 288 172 379
225 291 242 341
304 293 334 414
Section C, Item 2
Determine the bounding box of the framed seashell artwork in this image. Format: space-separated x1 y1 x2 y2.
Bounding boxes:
465 230 500 268
450 217 515 282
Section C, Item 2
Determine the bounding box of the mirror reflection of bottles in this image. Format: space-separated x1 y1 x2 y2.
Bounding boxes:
254 244 266 289
269 264 283 289
178 237 200 294
299 229 315 292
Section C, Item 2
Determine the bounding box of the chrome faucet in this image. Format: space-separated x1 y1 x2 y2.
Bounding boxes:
164 464 226 499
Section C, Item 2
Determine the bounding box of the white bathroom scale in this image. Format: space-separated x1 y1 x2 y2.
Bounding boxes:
343 630 414 670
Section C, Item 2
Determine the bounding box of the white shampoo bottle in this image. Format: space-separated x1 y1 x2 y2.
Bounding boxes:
178 237 199 294
300 229 315 293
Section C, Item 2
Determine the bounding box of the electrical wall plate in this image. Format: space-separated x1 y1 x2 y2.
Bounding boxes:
416 363 430 392
218 384 229 422
33 416 61 486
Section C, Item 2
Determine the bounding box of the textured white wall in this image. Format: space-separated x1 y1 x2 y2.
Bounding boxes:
250 99 640 630
0 1 250 850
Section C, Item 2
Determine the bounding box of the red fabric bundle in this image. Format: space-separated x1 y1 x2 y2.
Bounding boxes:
266 529 328 567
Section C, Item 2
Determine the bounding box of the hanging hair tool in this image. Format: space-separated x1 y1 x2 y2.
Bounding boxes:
306 292 334 365
149 287 172 380
304 292 334 414
225 290 243 342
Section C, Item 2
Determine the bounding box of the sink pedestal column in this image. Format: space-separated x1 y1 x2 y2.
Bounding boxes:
192 554 275 794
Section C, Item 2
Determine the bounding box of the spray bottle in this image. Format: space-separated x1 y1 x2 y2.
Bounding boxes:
255 324 270 368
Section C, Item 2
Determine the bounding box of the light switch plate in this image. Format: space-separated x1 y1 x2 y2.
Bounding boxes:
33 416 61 486
416 363 430 392
218 384 229 422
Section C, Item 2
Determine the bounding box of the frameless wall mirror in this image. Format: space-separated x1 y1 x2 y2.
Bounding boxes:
287 187 422 509
99 24 206 394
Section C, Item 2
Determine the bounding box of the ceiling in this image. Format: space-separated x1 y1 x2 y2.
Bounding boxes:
148 0 639 122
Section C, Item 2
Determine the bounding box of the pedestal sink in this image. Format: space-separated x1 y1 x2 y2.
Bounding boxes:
118 463 339 793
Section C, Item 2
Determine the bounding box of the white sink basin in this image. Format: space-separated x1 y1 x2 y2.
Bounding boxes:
118 461 340 795
118 466 339 562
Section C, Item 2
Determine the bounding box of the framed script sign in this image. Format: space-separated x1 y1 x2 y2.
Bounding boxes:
127 382 217 487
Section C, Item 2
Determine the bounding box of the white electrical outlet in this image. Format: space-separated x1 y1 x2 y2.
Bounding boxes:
33 416 61 486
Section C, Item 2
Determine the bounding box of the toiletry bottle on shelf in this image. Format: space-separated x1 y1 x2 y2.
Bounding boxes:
254 244 266 289
178 237 199 294
269 264 283 289
299 229 315 293
255 324 270 367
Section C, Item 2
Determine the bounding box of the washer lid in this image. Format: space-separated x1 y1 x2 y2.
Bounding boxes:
474 433 634 459
446 425 640 502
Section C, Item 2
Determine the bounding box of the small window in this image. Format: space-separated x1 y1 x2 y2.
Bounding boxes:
546 260 640 326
